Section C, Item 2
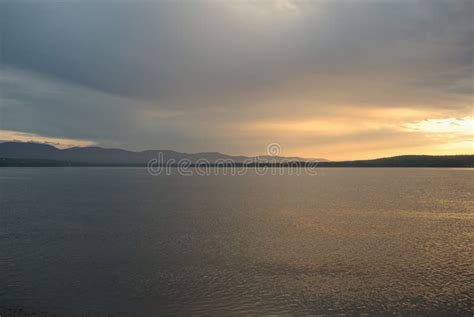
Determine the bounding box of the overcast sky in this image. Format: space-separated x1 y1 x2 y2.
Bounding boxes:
1 0 472 160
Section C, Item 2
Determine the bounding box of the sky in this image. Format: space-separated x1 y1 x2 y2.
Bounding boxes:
0 0 472 160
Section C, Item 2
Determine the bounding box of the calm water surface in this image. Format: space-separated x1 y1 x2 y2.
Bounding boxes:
0 168 473 316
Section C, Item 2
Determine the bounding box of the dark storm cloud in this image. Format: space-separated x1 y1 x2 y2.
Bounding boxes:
2 0 471 104
1 0 297 104
2 1 187 100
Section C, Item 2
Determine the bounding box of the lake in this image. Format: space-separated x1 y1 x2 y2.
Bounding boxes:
0 168 472 316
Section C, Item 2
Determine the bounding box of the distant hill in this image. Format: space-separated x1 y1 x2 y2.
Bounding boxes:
0 142 472 167
0 142 324 165
317 155 474 168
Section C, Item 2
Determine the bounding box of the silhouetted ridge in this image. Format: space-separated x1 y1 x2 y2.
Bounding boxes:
0 142 324 165
0 142 472 167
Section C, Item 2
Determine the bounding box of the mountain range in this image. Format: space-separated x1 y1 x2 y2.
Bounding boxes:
0 142 473 167
0 142 323 165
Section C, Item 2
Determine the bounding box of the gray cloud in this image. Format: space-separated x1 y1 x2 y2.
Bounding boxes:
0 0 472 158
3 0 471 101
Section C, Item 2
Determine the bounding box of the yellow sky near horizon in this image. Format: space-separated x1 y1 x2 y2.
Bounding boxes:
1 114 472 161
0 130 97 149
222 104 473 160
